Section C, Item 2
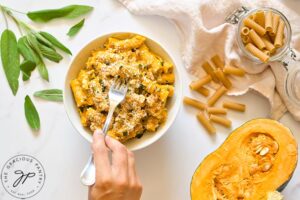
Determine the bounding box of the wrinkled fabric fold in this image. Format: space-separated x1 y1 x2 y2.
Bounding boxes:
118 0 300 121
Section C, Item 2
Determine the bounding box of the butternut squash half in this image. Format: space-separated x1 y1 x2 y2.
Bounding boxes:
191 119 298 200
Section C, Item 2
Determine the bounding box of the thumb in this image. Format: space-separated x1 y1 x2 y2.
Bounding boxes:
92 129 111 175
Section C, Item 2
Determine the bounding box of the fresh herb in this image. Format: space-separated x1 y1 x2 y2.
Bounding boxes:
0 29 20 95
38 42 63 63
34 32 55 50
20 60 36 81
100 111 108 115
24 95 40 130
26 33 49 81
67 18 85 37
27 5 93 22
137 84 145 94
0 4 91 132
0 5 72 82
18 37 38 62
34 89 63 102
123 131 128 136
102 85 106 92
39 32 72 55
79 107 85 112
136 132 144 139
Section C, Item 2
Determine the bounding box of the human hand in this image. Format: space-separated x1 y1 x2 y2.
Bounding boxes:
88 130 142 200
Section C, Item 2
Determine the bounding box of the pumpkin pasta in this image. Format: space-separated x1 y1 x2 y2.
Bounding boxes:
71 35 175 142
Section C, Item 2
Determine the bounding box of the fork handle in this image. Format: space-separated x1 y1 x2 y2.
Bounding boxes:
102 104 117 134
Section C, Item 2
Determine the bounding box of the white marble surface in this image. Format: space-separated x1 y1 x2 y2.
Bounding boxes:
0 0 300 199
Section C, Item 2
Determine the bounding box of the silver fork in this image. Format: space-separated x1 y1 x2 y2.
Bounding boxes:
80 79 128 186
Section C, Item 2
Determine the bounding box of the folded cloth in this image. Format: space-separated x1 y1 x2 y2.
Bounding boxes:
118 0 300 121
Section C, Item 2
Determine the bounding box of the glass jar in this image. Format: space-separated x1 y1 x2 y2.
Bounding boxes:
226 6 300 106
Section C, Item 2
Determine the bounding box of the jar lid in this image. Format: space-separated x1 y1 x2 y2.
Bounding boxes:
285 60 300 106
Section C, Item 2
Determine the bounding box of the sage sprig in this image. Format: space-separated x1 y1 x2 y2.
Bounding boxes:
27 5 93 22
0 5 71 85
34 89 63 102
24 95 40 131
67 19 85 37
0 4 91 132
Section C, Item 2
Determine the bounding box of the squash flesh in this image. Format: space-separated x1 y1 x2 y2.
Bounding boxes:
191 119 298 200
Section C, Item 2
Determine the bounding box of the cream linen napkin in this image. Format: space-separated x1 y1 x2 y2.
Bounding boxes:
118 0 300 121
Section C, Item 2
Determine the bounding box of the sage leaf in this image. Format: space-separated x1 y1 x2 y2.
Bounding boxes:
27 5 93 22
18 37 37 63
36 60 48 81
26 33 43 56
67 19 85 37
38 43 63 63
34 32 55 50
26 33 49 81
20 60 36 81
34 89 63 102
24 95 40 131
1 29 20 95
39 31 72 55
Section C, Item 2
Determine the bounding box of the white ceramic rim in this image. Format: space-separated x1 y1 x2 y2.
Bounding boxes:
63 32 183 151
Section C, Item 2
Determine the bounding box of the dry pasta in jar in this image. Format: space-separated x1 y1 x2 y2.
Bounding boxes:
238 8 290 63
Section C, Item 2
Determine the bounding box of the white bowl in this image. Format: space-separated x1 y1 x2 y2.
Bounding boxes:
64 32 182 151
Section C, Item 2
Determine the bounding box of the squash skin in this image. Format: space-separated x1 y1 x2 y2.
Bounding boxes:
190 119 298 200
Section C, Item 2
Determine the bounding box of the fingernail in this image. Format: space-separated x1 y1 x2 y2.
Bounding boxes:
94 129 104 136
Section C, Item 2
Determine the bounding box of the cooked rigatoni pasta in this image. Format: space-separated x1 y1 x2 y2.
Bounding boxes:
202 61 218 82
210 115 232 128
223 100 246 112
243 18 266 36
248 29 266 50
71 35 175 142
184 97 206 110
215 69 232 89
207 107 227 115
223 66 245 76
245 43 269 63
197 112 216 134
207 86 227 106
107 35 145 50
211 55 224 69
190 75 212 90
